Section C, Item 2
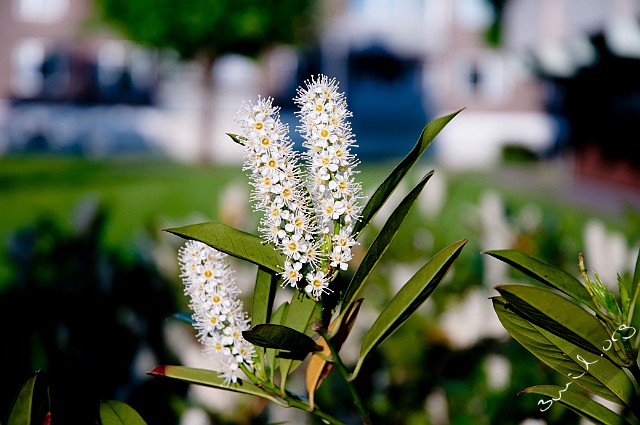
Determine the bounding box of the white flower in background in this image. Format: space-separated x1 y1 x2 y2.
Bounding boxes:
178 240 255 384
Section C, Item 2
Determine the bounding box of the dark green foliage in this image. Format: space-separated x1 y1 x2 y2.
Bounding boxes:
0 199 184 424
93 0 318 60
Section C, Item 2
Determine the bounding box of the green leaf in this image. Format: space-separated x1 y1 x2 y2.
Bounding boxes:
8 371 49 425
522 385 632 425
279 294 320 389
495 284 625 366
165 222 285 272
243 324 320 353
538 327 637 406
148 365 287 407
252 267 278 327
226 133 246 146
342 172 434 307
630 246 640 348
99 400 148 425
267 302 288 382
351 239 466 380
171 312 194 325
251 267 278 377
493 298 629 405
352 109 462 238
484 249 596 310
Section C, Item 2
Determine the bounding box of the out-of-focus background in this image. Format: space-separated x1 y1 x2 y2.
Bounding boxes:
1 0 640 424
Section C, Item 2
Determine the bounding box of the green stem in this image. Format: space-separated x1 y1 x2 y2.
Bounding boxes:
319 329 372 425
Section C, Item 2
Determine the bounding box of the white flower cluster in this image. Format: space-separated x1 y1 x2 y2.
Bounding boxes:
178 240 255 384
295 75 362 274
236 76 362 300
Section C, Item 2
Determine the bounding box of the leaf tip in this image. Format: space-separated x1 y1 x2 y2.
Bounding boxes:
148 365 167 376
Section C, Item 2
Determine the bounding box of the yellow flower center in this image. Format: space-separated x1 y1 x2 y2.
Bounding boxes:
288 242 298 252
204 270 213 278
320 129 330 138
283 188 292 198
255 122 263 130
268 159 277 168
261 137 270 146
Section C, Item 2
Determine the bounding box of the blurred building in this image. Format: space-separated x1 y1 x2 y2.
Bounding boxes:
1 0 640 184
294 0 640 177
0 0 161 156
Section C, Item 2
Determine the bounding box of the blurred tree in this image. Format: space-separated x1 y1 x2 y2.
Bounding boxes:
92 0 318 162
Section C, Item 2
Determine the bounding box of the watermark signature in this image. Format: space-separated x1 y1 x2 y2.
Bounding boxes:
538 325 637 412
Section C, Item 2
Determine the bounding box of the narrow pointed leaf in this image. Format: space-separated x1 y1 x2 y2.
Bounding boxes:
226 133 246 146
165 222 285 272
538 327 636 406
251 267 278 375
306 298 364 409
279 294 320 388
353 109 462 238
352 239 466 380
493 298 627 405
495 284 625 366
99 400 148 425
252 267 278 327
630 246 640 348
522 385 632 425
8 371 48 425
268 302 288 382
148 365 287 406
171 312 194 325
243 324 320 353
484 250 595 310
343 172 434 307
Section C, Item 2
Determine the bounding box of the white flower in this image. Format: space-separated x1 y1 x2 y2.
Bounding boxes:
294 75 362 273
178 241 255 382
237 97 318 284
305 270 332 299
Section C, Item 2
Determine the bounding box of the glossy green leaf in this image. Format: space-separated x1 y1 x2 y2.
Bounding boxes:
252 267 278 327
165 222 285 272
99 400 148 425
351 239 466 380
352 109 462 238
523 385 632 425
279 294 320 388
243 324 320 353
226 133 246 146
495 284 624 365
484 249 596 310
342 172 434 307
251 267 278 376
171 312 194 325
8 371 48 425
267 302 288 382
148 365 287 406
539 327 636 406
493 298 627 405
630 246 640 348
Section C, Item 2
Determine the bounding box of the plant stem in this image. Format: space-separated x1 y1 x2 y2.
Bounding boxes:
240 364 348 425
319 329 372 424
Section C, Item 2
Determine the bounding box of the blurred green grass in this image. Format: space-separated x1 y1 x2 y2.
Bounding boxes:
1 155 636 277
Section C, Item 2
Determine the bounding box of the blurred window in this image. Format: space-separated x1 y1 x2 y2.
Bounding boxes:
13 0 69 23
11 39 45 98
